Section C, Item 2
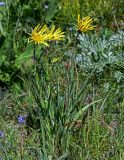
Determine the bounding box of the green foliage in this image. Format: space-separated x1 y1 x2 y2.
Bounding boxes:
0 0 124 84
45 0 58 23
58 0 80 26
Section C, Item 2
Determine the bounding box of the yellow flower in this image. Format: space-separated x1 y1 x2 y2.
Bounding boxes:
48 25 65 41
51 55 64 63
77 14 96 33
28 24 50 46
51 57 61 63
28 24 65 46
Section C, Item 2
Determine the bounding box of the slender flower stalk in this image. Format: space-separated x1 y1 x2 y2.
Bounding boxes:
77 14 96 33
17 115 26 159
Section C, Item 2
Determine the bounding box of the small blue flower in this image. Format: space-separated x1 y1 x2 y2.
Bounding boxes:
69 27 73 32
17 115 27 124
0 131 4 137
0 2 5 6
44 4 48 9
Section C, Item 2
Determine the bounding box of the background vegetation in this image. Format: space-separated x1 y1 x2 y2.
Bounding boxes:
0 0 124 159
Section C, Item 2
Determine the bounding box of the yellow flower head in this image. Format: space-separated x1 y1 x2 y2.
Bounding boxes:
77 14 96 33
28 24 50 46
48 25 65 41
28 24 65 46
